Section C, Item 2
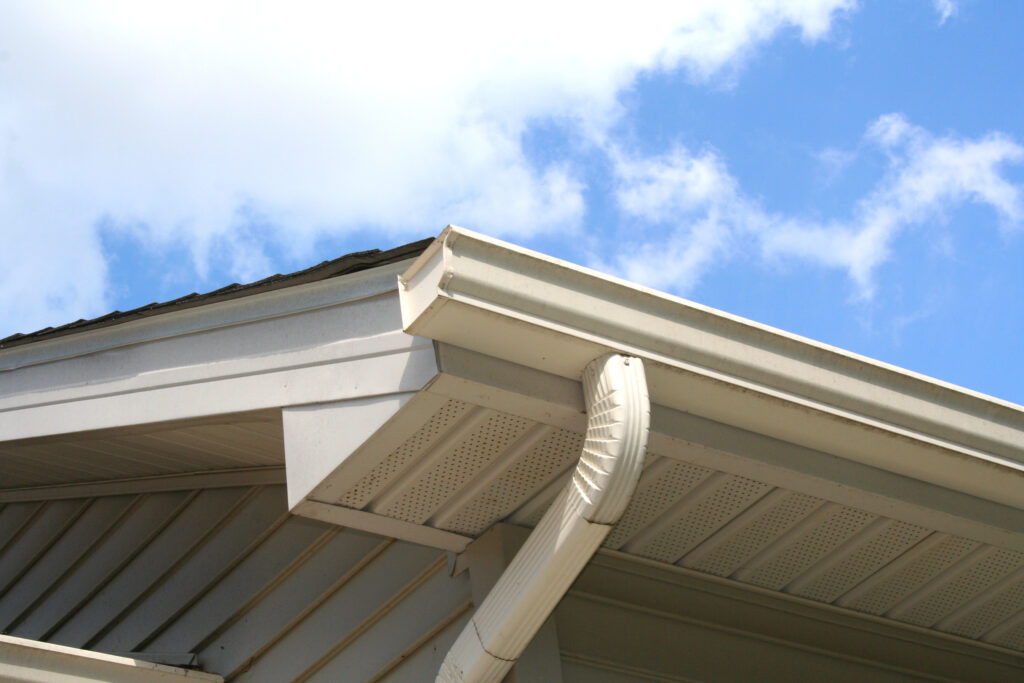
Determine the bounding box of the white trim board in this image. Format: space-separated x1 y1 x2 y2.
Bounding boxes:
1 259 416 372
293 499 471 552
0 634 223 682
1 262 440 442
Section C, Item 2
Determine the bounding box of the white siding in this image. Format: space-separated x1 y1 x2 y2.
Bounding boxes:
555 553 1024 682
0 485 470 681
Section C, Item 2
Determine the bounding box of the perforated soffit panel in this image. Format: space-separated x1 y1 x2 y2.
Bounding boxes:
321 396 1024 655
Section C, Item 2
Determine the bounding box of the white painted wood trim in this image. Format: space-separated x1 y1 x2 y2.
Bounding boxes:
2 259 414 372
0 634 222 681
2 263 441 443
292 500 471 552
2 341 438 442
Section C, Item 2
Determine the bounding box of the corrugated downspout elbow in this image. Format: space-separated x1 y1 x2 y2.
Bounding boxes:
438 354 651 682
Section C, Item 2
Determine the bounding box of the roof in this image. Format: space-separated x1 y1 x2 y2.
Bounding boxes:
0 237 433 350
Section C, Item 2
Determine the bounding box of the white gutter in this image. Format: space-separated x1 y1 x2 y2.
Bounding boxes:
399 226 1024 512
437 353 650 682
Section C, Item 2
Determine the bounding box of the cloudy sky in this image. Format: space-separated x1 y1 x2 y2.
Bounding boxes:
2 1 1023 403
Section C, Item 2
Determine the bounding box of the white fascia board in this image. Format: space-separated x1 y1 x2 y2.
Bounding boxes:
0 260 440 441
0 635 222 682
401 227 1024 510
3 259 415 372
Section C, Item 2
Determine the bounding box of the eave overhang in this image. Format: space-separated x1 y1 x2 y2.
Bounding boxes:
4 226 1024 666
0 258 436 442
400 225 1024 511
277 225 1024 661
334 225 1024 662
0 257 438 492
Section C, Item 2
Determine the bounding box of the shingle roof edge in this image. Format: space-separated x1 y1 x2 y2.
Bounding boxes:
1 237 434 350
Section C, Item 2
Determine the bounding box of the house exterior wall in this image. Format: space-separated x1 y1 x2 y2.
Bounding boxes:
0 484 471 681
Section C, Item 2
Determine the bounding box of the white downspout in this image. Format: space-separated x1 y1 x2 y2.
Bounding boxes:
437 354 651 682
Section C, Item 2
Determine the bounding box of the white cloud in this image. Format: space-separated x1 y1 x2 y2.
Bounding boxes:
609 114 1024 299
0 0 854 335
607 145 762 291
816 146 857 185
763 114 1024 297
933 0 957 25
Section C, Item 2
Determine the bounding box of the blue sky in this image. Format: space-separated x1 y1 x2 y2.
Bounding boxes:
3 1 1024 404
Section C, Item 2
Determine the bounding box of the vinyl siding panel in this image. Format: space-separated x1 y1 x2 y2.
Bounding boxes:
0 484 471 682
554 554 1024 683
561 658 684 683
373 610 470 683
556 594 930 683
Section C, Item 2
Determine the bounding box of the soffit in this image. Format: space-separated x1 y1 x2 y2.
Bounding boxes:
0 411 283 490
298 379 1024 657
